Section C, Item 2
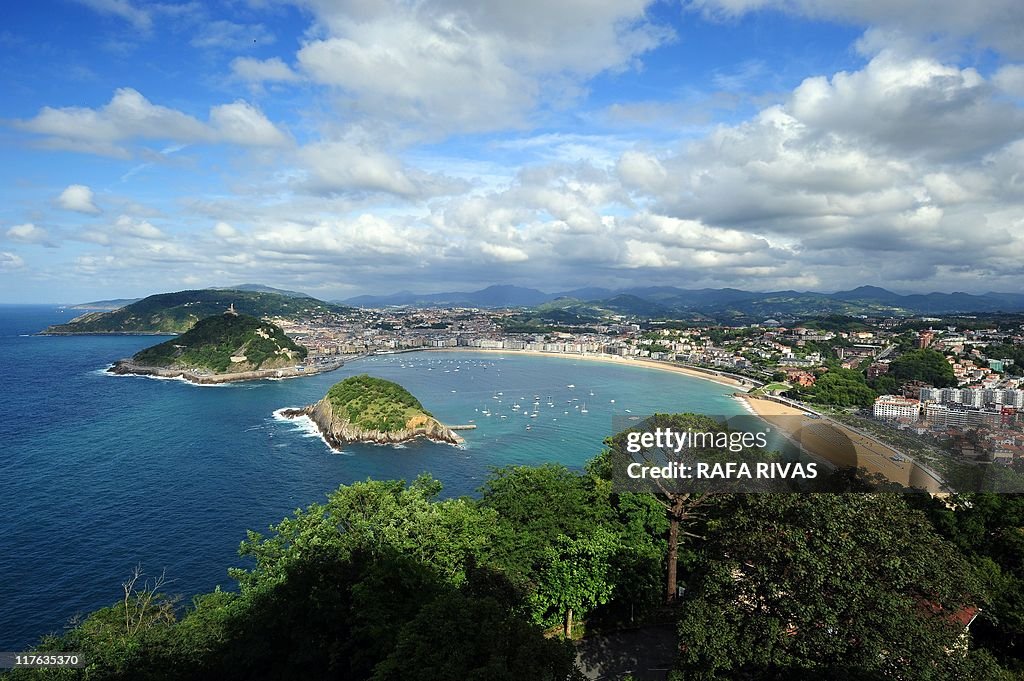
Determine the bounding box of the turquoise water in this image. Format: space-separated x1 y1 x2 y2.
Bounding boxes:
0 305 743 649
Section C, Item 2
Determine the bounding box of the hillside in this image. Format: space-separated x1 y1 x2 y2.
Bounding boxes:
129 312 307 373
44 288 349 334
281 375 461 448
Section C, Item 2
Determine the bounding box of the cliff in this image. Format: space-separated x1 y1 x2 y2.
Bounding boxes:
281 375 463 450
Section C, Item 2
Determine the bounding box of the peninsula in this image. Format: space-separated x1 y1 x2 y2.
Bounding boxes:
108 309 340 384
279 374 464 450
45 287 350 335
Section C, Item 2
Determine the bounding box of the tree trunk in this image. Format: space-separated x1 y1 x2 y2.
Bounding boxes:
666 515 679 604
564 607 573 638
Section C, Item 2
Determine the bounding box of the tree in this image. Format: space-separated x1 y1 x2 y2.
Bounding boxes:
529 528 620 637
889 349 957 387
674 494 1004 680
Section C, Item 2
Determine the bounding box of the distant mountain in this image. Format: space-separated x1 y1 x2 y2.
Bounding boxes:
68 298 141 311
214 284 312 298
343 285 550 308
342 284 1024 317
44 289 350 334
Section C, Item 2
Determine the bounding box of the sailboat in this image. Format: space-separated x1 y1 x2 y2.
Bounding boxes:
581 403 588 413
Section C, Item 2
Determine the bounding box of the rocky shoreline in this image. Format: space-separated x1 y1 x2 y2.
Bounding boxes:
280 396 464 450
107 358 344 385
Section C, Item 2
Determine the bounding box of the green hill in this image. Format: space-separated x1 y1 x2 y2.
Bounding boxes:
44 288 349 334
131 312 307 373
326 374 434 433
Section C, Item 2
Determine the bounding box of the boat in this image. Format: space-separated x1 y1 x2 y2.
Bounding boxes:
581 403 588 413
567 384 575 388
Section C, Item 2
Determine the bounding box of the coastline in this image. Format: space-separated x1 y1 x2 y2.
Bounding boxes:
737 393 944 493
106 357 345 385
416 347 754 391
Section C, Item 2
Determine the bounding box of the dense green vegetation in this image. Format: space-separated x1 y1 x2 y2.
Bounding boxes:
9 416 1021 680
326 375 433 432
889 348 957 387
793 367 877 407
45 289 349 334
131 313 306 373
984 343 1024 375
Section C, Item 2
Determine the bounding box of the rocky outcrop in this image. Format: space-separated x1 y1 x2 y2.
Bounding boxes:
281 397 464 451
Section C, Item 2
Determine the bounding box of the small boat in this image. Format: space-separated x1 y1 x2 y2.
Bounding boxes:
567 384 575 388
581 403 588 413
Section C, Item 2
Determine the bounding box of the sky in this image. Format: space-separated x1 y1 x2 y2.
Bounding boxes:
2 1 1024 303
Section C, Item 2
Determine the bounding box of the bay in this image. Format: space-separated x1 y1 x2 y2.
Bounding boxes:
0 305 743 649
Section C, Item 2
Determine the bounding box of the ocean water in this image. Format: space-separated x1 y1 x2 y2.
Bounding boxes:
0 305 743 649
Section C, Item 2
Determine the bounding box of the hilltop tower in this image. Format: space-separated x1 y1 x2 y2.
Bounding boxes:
225 303 238 317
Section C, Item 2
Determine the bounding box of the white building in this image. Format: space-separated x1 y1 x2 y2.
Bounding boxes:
873 395 921 422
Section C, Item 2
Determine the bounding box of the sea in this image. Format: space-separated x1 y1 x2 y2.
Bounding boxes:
0 305 745 650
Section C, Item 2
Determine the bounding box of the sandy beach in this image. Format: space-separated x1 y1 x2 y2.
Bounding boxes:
419 347 754 391
739 394 943 492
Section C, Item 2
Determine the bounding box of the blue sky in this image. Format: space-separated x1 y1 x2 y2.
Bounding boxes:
2 0 1023 303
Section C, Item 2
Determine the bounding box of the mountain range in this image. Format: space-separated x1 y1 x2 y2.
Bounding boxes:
340 284 1024 317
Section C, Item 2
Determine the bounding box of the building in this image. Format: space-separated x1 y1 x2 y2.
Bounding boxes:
873 395 920 422
916 330 935 349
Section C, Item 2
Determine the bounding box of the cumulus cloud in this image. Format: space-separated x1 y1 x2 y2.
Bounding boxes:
230 57 300 83
15 88 289 157
57 184 101 214
292 0 673 132
112 215 167 240
297 141 468 199
0 251 25 270
686 0 1024 57
6 223 55 247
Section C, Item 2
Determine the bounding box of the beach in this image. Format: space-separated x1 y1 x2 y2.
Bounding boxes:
739 394 944 493
420 347 754 391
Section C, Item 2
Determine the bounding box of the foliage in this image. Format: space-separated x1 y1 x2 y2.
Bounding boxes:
983 343 1024 376
674 493 1000 680
132 313 306 372
797 368 876 407
325 374 434 432
529 528 620 635
889 348 957 387
911 493 1024 671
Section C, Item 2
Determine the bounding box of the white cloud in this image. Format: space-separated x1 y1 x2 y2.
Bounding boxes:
230 57 300 83
57 184 101 214
16 88 289 157
0 251 25 270
6 223 54 246
113 215 167 240
209 101 289 147
212 222 239 238
297 141 467 199
291 0 674 133
74 0 152 31
686 0 1024 57
480 243 529 262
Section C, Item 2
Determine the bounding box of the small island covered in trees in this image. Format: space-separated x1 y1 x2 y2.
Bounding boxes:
279 374 464 449
107 309 333 384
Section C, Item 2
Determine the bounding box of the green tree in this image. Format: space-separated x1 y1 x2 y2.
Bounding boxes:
889 349 957 387
674 494 1002 680
529 527 620 637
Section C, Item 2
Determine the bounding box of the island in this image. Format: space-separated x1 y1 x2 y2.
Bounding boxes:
108 308 342 384
278 374 465 449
